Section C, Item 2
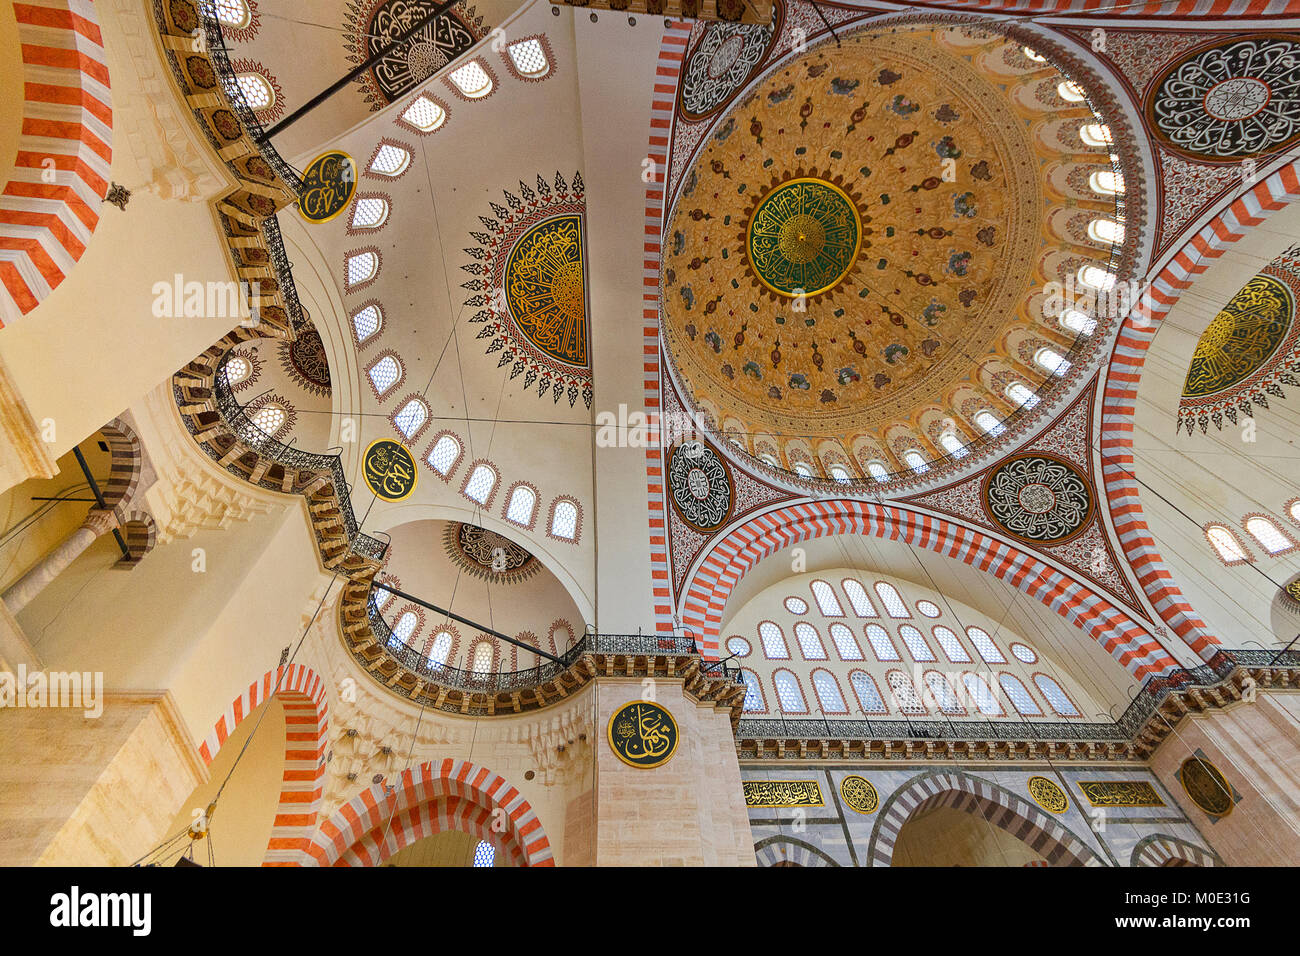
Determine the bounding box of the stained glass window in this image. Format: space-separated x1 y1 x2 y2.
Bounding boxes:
393 399 427 438
551 500 578 539
899 624 935 661
726 636 751 657
234 72 273 111
472 840 495 867
351 197 389 230
470 641 494 672
367 355 400 395
391 611 417 643
427 630 452 667
428 435 461 476
932 626 971 663
464 464 497 504
1010 642 1038 664
741 670 763 711
347 251 378 287
783 596 809 615
352 304 382 342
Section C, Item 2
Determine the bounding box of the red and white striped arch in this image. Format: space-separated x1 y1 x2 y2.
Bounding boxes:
901 0 1292 15
1099 161 1300 661
0 0 111 326
678 500 1181 680
197 663 329 867
304 759 554 867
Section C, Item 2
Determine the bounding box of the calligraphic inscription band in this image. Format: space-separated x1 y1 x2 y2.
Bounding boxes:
607 700 679 769
742 780 824 808
298 151 358 225
362 439 418 502
1078 781 1166 808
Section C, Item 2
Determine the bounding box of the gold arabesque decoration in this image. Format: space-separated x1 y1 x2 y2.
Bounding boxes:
839 775 878 814
1027 775 1069 814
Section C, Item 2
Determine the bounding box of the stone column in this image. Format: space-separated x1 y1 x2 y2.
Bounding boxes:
1 509 119 616
0 353 56 497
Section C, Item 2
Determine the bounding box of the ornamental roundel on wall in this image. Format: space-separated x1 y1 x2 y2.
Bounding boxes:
279 326 332 396
1027 775 1069 814
343 0 485 110
982 452 1094 546
668 439 734 533
677 5 782 121
443 521 540 584
464 172 593 408
1145 35 1300 162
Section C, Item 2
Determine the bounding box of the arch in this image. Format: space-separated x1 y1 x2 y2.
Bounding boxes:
0 0 113 324
196 663 328 866
1131 834 1220 868
754 835 840 867
867 770 1105 867
678 500 1177 679
98 418 145 514
304 759 553 867
116 509 156 567
1099 161 1300 660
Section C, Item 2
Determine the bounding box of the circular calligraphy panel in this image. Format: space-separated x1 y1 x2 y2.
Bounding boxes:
668 440 733 532
298 151 357 224
839 775 879 814
984 453 1093 546
1027 775 1069 814
1179 757 1234 817
362 439 418 502
607 700 679 769
745 177 862 298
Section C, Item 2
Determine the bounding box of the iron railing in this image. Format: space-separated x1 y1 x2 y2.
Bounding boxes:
366 591 743 693
735 648 1300 743
212 356 387 561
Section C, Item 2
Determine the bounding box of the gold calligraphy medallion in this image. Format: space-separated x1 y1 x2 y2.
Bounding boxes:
1027 775 1069 814
1179 757 1234 817
839 775 879 814
361 439 418 502
607 700 679 769
298 151 358 225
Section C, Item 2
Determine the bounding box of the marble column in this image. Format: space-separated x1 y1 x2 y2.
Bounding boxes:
1 509 120 616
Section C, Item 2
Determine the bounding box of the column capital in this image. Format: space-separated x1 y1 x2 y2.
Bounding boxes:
82 509 120 537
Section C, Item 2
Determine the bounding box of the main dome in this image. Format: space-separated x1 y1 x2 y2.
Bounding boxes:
661 23 1132 485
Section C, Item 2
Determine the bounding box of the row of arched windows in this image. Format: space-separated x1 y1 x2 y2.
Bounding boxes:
743 619 1017 667
741 667 1079 718
1205 506 1300 565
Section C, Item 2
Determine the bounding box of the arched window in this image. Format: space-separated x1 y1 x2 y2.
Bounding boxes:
427 630 452 667
1010 642 1038 664
351 304 382 343
550 499 579 540
866 460 890 482
792 460 815 477
1088 169 1124 195
472 840 496 867
783 596 808 615
924 671 965 714
401 94 446 132
874 582 910 618
886 670 927 715
863 623 900 661
393 398 428 439
793 622 827 660
759 621 789 660
1245 516 1296 555
346 251 379 288
828 623 863 660
1290 500 1300 525
903 449 929 474
974 410 1005 436
367 355 401 395
449 59 493 98
998 673 1042 715
427 434 462 476
234 72 274 112
222 355 251 386
740 670 765 712
505 485 537 526
726 636 751 657
773 670 807 713
812 671 847 714
842 579 877 617
1087 218 1124 244
1006 381 1039 408
507 38 550 78
350 197 390 230
810 580 844 616
963 673 1003 715
967 626 1006 664
850 671 887 714
1078 265 1115 291
1060 309 1097 336
1079 123 1112 148
899 624 935 661
368 144 411 177
1034 346 1070 376
391 610 418 644
828 464 852 483
759 453 780 467
1034 674 1080 716
244 402 287 441
214 0 251 27
1205 524 1250 565
463 464 497 505
1057 80 1086 102
932 626 971 663
938 431 968 458
916 600 941 618
470 640 494 672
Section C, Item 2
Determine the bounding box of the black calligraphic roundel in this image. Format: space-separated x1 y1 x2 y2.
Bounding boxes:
362 439 418 502
298 151 358 224
607 700 679 769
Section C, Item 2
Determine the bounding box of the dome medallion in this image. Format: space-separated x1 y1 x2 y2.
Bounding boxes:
744 176 864 299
